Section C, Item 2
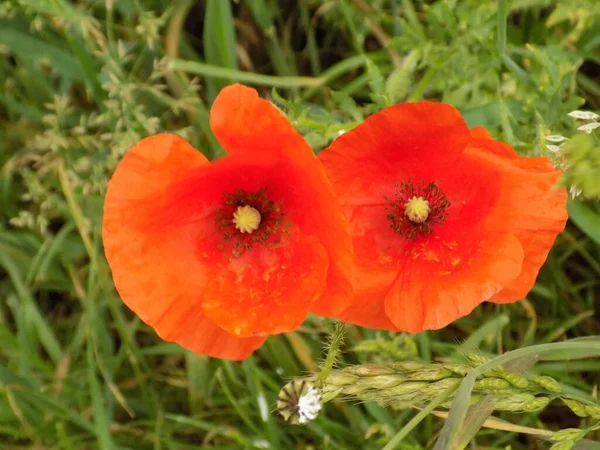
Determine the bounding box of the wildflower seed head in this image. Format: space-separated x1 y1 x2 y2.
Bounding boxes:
523 396 551 412
569 185 583 199
577 122 600 134
346 365 396 377
325 372 359 386
498 371 529 389
465 352 493 367
233 205 262 233
551 428 586 442
568 110 599 120
474 377 512 393
530 375 562 393
584 403 600 419
562 398 589 417
493 393 537 411
545 135 568 143
559 133 600 199
549 442 575 450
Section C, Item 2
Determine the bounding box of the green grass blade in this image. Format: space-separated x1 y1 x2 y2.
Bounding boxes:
0 250 63 364
432 372 477 450
169 59 322 87
86 341 114 449
383 379 461 450
497 0 507 54
568 200 600 247
203 0 238 101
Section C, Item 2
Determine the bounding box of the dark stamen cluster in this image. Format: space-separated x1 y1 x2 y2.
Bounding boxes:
215 188 289 257
385 179 450 240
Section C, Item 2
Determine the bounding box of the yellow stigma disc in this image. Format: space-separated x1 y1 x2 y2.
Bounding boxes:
232 205 262 233
404 196 430 223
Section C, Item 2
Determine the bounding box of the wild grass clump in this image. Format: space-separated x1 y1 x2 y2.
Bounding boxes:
1 0 600 448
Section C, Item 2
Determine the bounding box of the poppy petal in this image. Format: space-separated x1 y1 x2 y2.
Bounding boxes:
104 133 210 202
177 150 353 318
210 86 354 315
103 134 265 360
201 233 329 337
165 315 266 361
319 102 471 206
321 102 566 333
210 83 313 163
110 147 344 341
331 203 403 330
443 144 567 305
384 232 524 332
283 157 354 317
479 155 567 303
469 127 518 159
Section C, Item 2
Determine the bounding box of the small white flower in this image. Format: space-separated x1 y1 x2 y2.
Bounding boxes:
577 122 600 134
545 135 567 143
568 110 599 120
546 144 561 153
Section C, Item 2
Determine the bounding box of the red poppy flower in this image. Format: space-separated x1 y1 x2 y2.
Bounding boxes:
319 102 567 333
102 84 352 360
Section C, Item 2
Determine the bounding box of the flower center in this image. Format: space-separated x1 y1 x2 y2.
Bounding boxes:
386 180 450 240
233 205 261 233
215 188 289 257
404 196 430 223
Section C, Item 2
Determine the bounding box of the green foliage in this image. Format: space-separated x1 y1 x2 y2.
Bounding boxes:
1 0 600 449
562 133 600 199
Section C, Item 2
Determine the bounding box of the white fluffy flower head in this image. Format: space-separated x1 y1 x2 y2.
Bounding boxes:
277 380 323 425
297 386 322 424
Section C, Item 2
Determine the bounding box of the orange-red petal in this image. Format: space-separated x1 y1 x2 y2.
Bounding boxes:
332 203 404 330
105 135 352 347
280 155 354 317
202 233 328 337
103 134 265 360
177 150 352 317
335 202 525 331
210 83 313 164
319 102 471 207
469 126 518 159
320 102 472 329
210 84 353 316
384 232 524 332
322 103 566 332
465 147 568 303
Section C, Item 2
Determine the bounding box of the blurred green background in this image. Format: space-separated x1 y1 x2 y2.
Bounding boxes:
1 0 600 448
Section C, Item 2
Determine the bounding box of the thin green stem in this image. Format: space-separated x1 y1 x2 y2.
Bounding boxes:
170 55 367 94
407 66 438 101
315 322 347 388
169 60 322 87
497 0 507 55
